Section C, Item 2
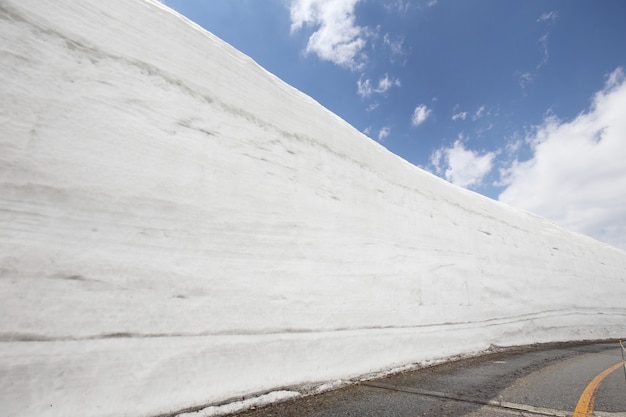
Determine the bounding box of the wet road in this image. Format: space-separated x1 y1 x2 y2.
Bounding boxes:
233 341 626 417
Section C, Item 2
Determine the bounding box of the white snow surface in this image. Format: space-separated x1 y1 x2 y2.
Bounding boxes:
1 1 626 416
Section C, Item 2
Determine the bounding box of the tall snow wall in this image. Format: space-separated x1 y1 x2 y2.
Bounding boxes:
1 1 625 416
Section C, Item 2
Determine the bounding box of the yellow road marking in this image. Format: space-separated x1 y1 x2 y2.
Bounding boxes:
573 361 624 417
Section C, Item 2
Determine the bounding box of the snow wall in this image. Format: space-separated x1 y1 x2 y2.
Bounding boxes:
1 1 626 416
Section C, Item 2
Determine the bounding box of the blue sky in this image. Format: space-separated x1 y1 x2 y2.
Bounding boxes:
162 0 626 250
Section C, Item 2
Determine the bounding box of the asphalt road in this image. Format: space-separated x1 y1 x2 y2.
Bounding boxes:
233 341 626 417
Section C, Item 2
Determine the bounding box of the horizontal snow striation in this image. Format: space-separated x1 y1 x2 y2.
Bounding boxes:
1 1 625 417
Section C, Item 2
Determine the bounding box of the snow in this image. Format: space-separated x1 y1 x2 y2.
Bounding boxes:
1 0 625 416
176 391 301 417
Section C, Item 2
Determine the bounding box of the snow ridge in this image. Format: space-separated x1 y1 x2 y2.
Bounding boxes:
1 1 626 417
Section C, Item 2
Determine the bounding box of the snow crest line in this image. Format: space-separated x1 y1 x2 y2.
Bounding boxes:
1 1 565 237
1 1 560 233
0 3 214 109
0 2 380 189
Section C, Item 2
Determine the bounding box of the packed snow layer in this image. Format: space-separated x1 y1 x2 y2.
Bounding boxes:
1 1 625 416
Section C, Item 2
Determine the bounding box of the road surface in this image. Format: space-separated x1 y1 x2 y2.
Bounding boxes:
232 341 626 417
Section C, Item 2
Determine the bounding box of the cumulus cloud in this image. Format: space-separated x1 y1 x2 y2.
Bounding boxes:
430 140 496 188
378 126 391 141
499 67 626 250
376 73 401 92
452 111 468 121
411 104 431 127
289 0 367 69
357 73 400 97
357 77 373 97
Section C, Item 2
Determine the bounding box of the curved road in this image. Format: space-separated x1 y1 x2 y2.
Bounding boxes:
233 341 626 417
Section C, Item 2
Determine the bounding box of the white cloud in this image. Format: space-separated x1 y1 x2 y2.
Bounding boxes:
289 0 367 69
383 33 406 58
430 140 496 188
357 77 373 97
357 73 400 97
505 139 523 155
472 105 486 121
537 33 549 68
411 104 431 127
376 73 401 93
607 68 624 86
378 126 391 141
384 0 411 13
499 67 626 250
537 11 558 23
516 71 534 89
452 111 468 121
514 13 557 90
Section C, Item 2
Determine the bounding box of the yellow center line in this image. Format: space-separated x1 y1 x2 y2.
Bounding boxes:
572 360 624 417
